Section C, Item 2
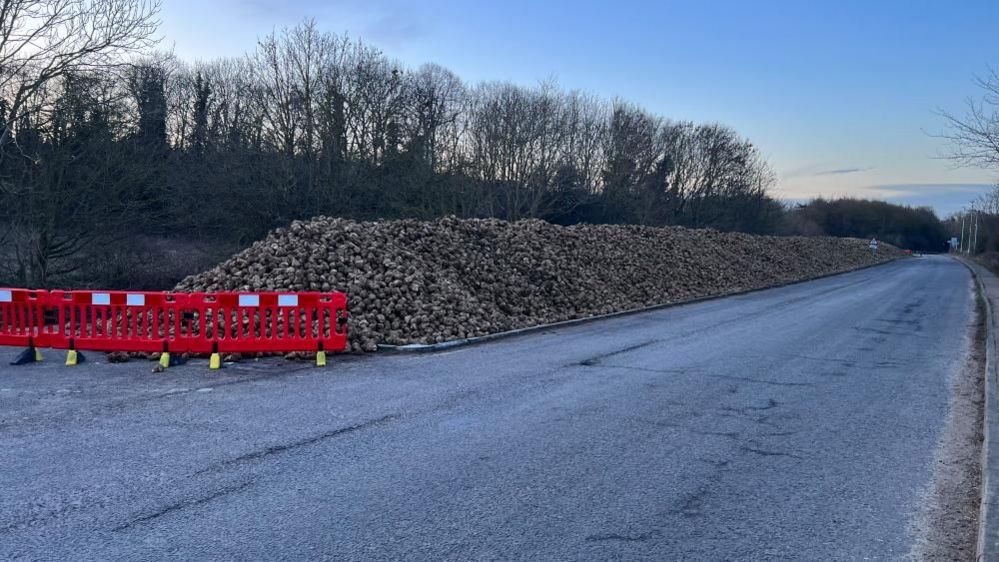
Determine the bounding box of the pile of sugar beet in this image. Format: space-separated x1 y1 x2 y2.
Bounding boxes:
175 216 903 353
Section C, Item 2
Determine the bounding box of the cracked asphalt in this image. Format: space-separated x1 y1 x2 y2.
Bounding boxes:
0 255 974 560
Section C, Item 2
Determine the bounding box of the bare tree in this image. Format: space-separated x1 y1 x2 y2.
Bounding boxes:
0 0 159 286
971 183 999 214
0 0 160 151
1 70 162 286
936 67 999 169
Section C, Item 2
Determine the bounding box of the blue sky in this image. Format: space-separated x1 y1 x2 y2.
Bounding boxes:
160 0 999 217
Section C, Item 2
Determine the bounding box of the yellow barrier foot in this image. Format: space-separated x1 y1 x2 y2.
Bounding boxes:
65 350 85 366
157 352 185 369
316 350 327 367
209 353 221 370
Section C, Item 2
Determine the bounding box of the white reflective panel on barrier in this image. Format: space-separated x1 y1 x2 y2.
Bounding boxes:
126 294 146 306
92 293 111 306
278 294 299 307
0 290 10 302
238 295 260 307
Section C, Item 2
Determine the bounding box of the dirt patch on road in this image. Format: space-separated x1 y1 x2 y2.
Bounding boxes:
910 282 985 561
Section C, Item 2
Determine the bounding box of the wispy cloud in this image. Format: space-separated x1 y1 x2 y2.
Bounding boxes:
363 13 428 48
776 182 996 217
879 183 993 217
780 183 994 217
869 182 993 197
783 164 873 178
813 166 874 176
235 0 428 48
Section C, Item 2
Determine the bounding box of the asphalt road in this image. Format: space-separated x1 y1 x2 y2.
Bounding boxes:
0 256 975 560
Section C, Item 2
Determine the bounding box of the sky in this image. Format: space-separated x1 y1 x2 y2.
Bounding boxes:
159 0 999 217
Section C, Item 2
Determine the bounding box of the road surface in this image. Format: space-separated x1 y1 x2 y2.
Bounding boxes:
0 256 975 559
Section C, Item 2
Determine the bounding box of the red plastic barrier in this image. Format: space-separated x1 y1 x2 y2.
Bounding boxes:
0 289 51 348
168 292 348 354
1 289 348 355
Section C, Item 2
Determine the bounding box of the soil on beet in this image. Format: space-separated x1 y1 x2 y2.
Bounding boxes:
176 216 904 352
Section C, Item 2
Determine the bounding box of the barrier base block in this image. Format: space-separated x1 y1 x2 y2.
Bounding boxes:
316 350 327 367
11 347 41 366
209 353 222 370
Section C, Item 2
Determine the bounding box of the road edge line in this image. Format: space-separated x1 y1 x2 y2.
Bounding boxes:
379 256 905 354
956 256 997 562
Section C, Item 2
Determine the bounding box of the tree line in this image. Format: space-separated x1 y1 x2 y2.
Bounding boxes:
789 198 948 252
0 3 944 289
0 5 785 287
